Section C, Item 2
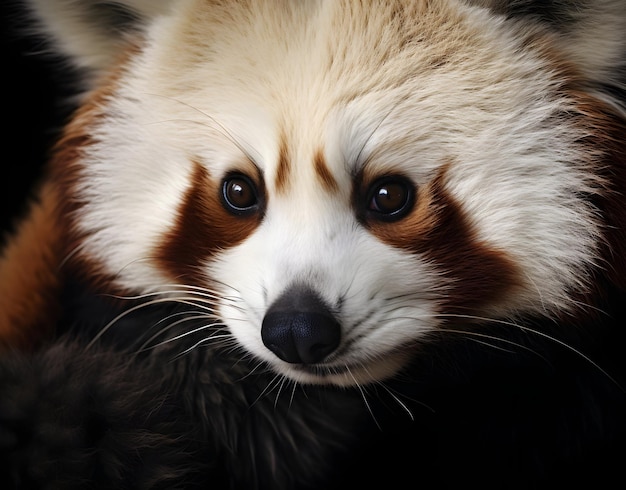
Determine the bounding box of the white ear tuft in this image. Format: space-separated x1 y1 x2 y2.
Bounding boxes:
24 0 176 77
467 0 626 99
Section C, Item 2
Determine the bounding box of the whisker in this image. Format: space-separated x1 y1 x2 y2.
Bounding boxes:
250 372 284 408
137 318 221 353
133 309 211 348
438 313 623 390
435 327 548 359
106 288 226 303
142 296 219 314
350 307 621 391
288 379 299 409
356 361 422 420
87 296 220 348
157 283 243 304
142 92 262 164
382 381 435 416
274 376 289 409
103 289 239 311
346 366 381 431
58 243 88 271
567 298 610 316
375 383 416 421
235 360 268 382
353 92 411 168
168 332 234 362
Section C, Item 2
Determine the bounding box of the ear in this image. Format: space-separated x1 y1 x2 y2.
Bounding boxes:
24 0 176 79
467 0 626 101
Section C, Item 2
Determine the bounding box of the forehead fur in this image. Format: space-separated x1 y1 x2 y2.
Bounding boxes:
140 0 563 180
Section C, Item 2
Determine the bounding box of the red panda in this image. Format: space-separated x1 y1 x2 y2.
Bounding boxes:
1 1 625 488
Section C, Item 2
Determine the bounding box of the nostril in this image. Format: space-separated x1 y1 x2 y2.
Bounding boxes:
261 312 300 363
299 313 341 362
261 287 341 365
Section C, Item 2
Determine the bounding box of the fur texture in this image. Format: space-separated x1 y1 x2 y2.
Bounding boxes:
1 0 626 488
0 292 363 489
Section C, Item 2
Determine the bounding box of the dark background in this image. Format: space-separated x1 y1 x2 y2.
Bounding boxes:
0 0 78 245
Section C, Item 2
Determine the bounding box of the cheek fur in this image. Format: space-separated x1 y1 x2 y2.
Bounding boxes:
155 160 264 285
363 166 521 316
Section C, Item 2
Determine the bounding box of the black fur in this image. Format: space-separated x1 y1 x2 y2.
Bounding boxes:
1 280 368 489
0 341 217 489
479 0 590 27
1 276 625 489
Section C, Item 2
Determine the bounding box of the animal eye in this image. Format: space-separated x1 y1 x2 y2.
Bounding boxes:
367 177 414 220
222 174 259 215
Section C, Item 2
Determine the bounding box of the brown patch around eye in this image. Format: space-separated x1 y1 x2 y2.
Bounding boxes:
155 159 264 284
362 165 520 315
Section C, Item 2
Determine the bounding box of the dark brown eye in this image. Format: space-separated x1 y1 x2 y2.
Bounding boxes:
222 174 259 215
367 177 414 220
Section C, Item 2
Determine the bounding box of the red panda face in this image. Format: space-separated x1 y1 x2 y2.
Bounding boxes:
45 0 625 386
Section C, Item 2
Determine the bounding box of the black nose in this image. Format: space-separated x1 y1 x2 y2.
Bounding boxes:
261 287 341 364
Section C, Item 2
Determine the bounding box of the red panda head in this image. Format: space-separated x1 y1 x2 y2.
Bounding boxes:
17 0 626 385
